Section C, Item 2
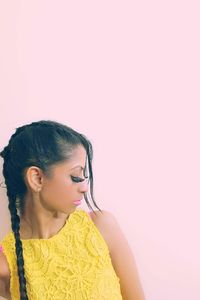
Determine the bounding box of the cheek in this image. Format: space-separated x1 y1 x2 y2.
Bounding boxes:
42 176 77 206
48 181 75 207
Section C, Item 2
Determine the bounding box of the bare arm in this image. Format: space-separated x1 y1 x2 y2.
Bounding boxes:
0 252 10 299
90 210 146 300
0 278 7 298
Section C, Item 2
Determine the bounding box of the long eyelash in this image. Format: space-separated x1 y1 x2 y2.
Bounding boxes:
71 176 89 183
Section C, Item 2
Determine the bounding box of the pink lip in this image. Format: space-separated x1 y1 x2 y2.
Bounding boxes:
73 200 82 206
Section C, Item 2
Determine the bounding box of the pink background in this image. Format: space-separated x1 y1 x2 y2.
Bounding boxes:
0 1 200 299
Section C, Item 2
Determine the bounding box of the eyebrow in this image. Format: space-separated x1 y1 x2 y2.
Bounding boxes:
70 165 85 170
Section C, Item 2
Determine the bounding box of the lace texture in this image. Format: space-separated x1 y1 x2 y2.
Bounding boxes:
0 209 123 299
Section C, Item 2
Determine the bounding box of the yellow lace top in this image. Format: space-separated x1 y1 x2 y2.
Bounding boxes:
0 209 123 300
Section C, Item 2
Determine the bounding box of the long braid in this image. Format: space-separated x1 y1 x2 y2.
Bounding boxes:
7 193 28 300
1 127 29 300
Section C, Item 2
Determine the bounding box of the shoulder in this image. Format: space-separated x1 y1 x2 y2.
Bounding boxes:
87 209 120 253
87 210 146 299
87 209 117 229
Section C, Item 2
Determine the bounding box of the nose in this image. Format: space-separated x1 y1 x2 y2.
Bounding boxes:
78 179 89 194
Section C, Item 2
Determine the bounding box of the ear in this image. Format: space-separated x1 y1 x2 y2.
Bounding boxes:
24 166 44 193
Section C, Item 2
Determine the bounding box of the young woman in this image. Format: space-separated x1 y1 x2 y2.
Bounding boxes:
0 120 145 300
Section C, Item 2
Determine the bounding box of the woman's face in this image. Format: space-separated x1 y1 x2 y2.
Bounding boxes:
33 145 89 215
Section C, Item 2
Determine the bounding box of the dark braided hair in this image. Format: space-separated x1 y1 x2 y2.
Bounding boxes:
0 120 102 300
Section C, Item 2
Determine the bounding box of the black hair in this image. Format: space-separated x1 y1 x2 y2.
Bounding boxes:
0 120 102 300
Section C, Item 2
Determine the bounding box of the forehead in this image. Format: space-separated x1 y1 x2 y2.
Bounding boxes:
69 146 87 163
57 145 87 171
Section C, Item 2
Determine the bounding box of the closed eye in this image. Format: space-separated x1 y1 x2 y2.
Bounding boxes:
71 176 89 183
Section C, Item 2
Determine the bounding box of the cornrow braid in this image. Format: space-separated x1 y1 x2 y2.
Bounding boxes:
1 126 29 300
7 193 28 299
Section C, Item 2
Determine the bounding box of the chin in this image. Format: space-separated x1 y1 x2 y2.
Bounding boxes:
61 206 76 215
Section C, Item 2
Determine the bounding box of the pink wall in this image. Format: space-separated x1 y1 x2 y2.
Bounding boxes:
0 1 200 299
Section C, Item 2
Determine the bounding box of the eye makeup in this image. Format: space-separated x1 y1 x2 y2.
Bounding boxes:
71 176 89 183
